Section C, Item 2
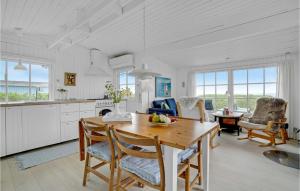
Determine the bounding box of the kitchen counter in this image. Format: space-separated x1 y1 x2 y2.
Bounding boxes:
0 99 96 107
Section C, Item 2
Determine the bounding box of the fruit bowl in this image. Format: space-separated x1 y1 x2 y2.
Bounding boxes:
148 114 176 127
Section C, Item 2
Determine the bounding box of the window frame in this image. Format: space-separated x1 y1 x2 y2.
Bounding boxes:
194 64 279 113
0 59 52 102
195 70 229 110
232 66 279 112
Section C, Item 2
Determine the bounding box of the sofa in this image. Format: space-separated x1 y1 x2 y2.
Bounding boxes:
148 98 178 116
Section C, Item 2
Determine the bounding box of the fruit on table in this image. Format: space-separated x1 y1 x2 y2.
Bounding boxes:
149 113 173 123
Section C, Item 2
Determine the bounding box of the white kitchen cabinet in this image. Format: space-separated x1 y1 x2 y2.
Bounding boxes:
80 110 95 118
80 102 96 111
60 104 80 142
6 107 23 155
22 105 60 150
61 121 79 142
0 108 6 157
61 103 79 112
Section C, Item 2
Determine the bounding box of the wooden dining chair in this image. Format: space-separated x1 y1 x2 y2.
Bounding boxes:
177 98 220 148
111 127 190 191
80 119 116 191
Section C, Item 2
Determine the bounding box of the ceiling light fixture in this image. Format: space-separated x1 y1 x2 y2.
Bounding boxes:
13 27 27 71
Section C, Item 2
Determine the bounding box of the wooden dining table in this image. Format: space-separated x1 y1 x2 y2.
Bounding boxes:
79 113 219 191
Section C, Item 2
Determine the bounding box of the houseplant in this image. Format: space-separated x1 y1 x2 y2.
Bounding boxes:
105 83 132 114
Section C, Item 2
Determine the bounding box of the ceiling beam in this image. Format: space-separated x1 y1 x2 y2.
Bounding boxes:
48 0 116 49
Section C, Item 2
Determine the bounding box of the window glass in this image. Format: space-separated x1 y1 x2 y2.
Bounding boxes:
0 61 6 102
0 60 5 81
204 86 215 98
233 66 278 112
117 68 135 97
265 67 277 83
31 64 49 100
233 70 247 84
119 73 126 85
7 61 30 101
128 75 135 84
204 72 215 85
195 73 204 85
265 83 277 97
1 60 51 102
248 68 263 83
196 86 204 96
216 71 228 84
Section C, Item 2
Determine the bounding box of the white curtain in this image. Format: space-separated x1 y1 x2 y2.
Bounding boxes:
187 71 196 96
278 53 294 137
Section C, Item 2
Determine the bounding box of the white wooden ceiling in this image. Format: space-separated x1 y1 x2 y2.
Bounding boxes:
1 0 299 66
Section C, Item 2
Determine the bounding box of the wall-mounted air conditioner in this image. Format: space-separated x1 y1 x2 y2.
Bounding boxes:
109 54 134 69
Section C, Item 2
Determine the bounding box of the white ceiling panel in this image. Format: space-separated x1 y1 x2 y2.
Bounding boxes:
1 0 299 66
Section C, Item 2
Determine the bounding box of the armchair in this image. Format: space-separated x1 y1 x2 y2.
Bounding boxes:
238 97 288 147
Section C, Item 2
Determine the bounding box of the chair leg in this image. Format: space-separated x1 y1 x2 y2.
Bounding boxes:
185 164 190 191
198 142 202 185
83 153 90 186
116 163 122 191
108 161 115 191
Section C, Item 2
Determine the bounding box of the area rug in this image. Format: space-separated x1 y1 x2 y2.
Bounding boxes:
263 150 300 169
15 141 78 170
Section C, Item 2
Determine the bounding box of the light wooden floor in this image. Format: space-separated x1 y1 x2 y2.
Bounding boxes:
1 133 299 191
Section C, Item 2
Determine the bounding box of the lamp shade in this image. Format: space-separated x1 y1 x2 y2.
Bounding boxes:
14 60 27 71
128 63 161 80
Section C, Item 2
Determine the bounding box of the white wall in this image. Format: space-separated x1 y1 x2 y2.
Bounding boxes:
0 34 113 100
54 46 112 99
134 53 177 112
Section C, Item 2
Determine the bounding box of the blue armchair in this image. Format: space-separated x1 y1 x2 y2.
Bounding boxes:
148 98 178 116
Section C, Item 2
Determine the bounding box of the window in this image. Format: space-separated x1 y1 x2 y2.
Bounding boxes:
0 60 50 102
233 67 278 112
195 71 228 110
117 68 135 96
193 66 278 113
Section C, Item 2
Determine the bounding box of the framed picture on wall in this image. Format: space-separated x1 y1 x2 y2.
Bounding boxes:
64 72 76 86
155 77 171 97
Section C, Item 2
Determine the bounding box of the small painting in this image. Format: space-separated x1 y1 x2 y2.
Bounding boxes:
64 72 76 86
155 77 171 97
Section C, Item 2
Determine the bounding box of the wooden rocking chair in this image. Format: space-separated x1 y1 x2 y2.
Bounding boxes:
238 97 288 147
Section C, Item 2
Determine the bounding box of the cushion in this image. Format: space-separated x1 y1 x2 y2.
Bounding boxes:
153 100 166 108
87 141 116 161
87 141 133 161
250 97 286 125
238 120 267 130
165 98 177 116
121 154 161 185
177 147 196 164
161 102 170 110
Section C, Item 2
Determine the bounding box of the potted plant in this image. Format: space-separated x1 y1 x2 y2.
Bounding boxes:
105 83 132 114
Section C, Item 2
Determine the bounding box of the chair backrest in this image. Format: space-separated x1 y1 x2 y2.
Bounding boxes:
177 99 207 122
80 119 114 149
250 97 287 125
111 128 165 188
205 99 214 111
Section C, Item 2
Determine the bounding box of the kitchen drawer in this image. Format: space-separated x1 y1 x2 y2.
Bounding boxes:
61 111 79 122
80 102 96 111
80 110 95 118
61 121 79 142
61 103 79 112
